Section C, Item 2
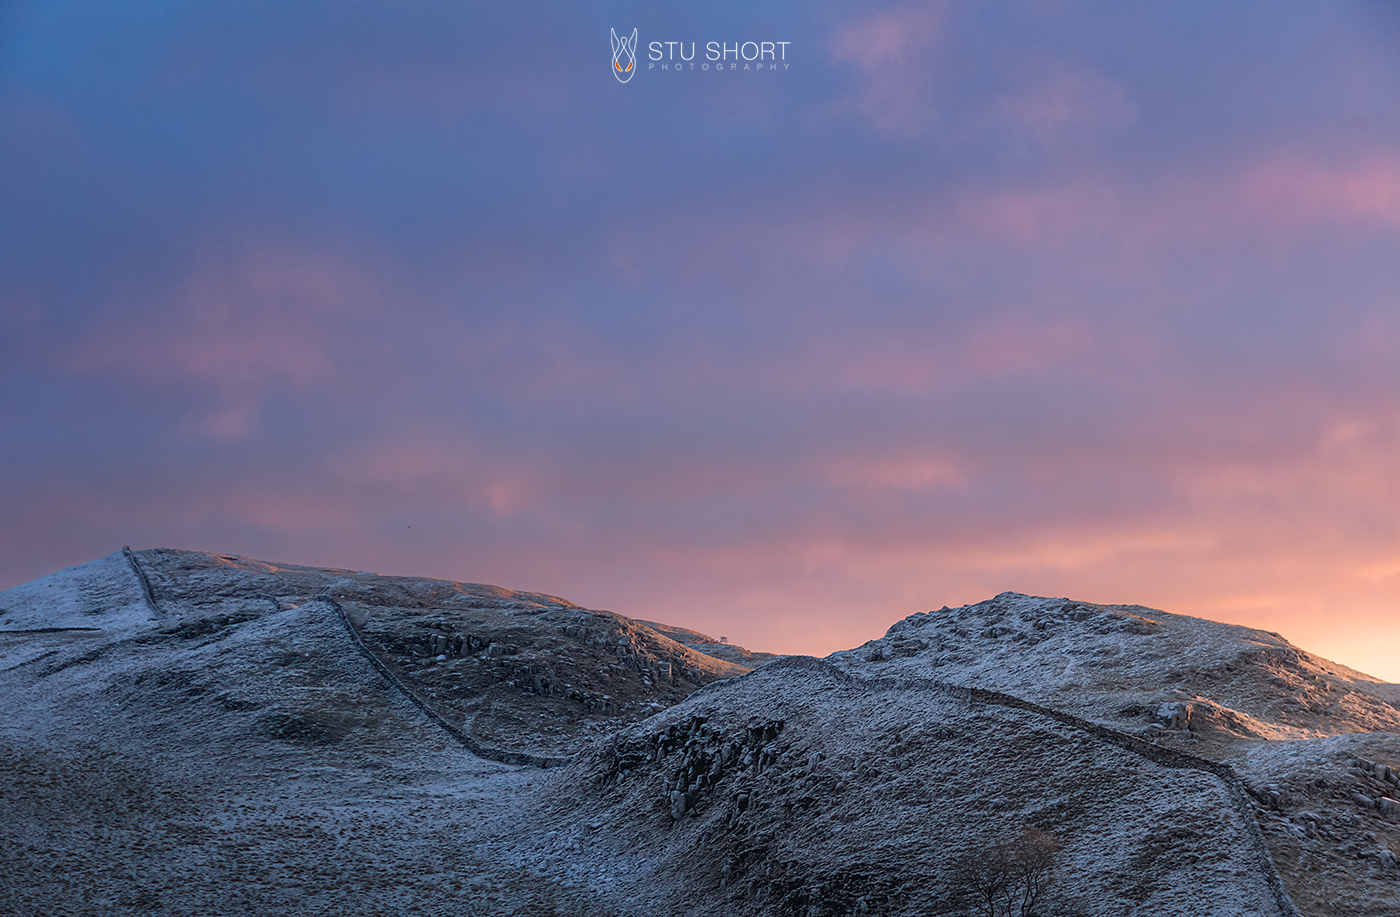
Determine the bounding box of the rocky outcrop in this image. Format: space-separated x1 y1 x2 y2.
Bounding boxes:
1157 701 1192 730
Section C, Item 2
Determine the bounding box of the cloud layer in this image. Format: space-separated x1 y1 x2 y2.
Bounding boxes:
2 1 1397 678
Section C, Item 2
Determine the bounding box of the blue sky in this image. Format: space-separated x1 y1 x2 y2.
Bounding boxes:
2 1 1397 677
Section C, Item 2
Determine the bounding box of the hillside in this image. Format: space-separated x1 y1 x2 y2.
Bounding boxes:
635 619 782 669
829 593 1400 744
1 552 1397 916
828 593 1400 915
519 656 1290 915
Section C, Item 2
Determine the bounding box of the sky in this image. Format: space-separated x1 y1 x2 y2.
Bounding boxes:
2 1 1397 679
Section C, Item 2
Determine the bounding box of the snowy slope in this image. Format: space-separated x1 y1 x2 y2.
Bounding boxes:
0 549 158 633
829 592 1400 744
827 593 1400 914
2 556 1397 916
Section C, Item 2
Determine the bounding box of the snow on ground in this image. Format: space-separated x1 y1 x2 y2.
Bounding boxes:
516 657 1283 916
3 557 1398 915
827 592 1400 915
829 592 1400 744
0 570 607 916
0 550 157 634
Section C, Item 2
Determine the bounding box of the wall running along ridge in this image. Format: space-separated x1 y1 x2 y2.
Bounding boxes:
320 592 575 769
694 658 1303 917
122 545 162 616
135 576 1297 914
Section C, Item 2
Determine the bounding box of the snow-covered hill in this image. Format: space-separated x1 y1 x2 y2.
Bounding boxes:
831 593 1400 744
827 593 1400 915
1 552 1396 915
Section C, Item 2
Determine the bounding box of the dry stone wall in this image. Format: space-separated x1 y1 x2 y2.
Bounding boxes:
322 592 574 768
683 657 1304 917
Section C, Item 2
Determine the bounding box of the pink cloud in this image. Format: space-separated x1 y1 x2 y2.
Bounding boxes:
826 5 946 134
820 454 966 492
996 63 1137 137
5 389 1394 679
323 433 552 517
582 450 1399 679
964 318 1095 375
829 6 943 70
71 244 383 438
794 317 1097 399
784 152 1400 263
1241 156 1400 229
455 314 637 408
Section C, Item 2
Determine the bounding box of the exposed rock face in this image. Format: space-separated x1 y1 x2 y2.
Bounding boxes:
1157 701 1193 730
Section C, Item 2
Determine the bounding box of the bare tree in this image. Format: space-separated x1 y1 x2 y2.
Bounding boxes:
955 845 1014 917
953 825 1062 917
1005 826 1060 916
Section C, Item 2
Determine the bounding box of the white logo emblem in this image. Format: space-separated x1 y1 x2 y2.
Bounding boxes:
611 28 637 82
